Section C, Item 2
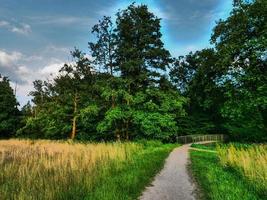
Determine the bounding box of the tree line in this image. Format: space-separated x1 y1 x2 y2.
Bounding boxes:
0 0 266 142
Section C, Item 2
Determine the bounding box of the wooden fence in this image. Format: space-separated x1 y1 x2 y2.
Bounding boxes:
176 134 226 144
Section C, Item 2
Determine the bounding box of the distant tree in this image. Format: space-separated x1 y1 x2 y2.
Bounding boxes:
21 101 33 117
170 49 225 135
0 74 19 137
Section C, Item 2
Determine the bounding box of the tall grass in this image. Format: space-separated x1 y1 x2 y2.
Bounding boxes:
217 144 267 196
190 150 261 200
0 139 174 200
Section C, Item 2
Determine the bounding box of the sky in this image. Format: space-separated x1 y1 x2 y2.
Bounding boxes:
0 0 233 107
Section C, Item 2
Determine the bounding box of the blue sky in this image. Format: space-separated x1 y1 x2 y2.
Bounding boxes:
0 0 232 106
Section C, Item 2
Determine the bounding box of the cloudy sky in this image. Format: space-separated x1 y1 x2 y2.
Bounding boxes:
0 0 232 107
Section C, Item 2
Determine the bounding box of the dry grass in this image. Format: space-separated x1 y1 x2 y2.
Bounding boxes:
217 144 267 195
0 139 141 200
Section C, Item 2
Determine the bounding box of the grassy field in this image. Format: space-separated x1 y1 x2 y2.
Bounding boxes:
0 139 176 200
190 143 266 200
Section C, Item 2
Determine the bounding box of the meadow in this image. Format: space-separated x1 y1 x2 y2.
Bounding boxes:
0 139 176 200
190 143 267 200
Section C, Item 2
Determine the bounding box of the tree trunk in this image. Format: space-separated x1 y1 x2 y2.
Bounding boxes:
125 83 130 140
125 120 129 140
112 94 115 108
70 92 78 139
111 93 121 141
115 128 120 141
70 115 77 140
108 35 113 76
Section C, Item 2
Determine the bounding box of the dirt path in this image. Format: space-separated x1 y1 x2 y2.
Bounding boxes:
139 144 197 200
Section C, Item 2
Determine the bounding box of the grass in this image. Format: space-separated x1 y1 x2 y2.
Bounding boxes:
190 143 266 200
190 142 218 150
217 144 267 197
0 139 176 200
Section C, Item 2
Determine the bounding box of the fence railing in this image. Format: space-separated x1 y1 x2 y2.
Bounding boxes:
176 134 226 144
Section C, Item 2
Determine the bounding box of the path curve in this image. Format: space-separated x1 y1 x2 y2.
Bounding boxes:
139 143 202 200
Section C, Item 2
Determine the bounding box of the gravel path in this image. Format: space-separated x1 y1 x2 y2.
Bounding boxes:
139 144 197 200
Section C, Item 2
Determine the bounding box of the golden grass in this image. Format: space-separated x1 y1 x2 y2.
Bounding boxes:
217 144 267 194
0 139 141 200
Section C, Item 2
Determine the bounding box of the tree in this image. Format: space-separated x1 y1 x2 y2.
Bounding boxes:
99 3 185 141
0 74 19 137
86 4 186 141
115 3 172 90
211 0 267 141
170 49 225 135
89 16 117 75
19 49 99 140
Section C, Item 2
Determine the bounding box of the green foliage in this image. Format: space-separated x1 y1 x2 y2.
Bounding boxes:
133 112 177 140
170 0 267 141
170 49 225 135
89 16 117 75
0 75 20 137
211 0 267 141
115 3 172 89
80 105 100 139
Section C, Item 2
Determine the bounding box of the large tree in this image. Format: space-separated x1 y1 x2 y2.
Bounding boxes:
94 3 185 141
0 75 19 137
211 0 267 141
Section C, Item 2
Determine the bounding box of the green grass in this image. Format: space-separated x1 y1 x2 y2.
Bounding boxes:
86 142 177 200
190 149 263 200
190 142 218 150
0 139 176 200
217 144 267 197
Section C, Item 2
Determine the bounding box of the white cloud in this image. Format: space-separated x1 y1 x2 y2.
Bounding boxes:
10 81 33 107
44 45 70 54
17 66 31 76
11 23 31 35
0 49 68 106
28 15 94 26
0 45 93 107
39 62 64 76
22 55 43 62
0 20 9 27
0 50 22 67
149 7 171 20
0 20 32 35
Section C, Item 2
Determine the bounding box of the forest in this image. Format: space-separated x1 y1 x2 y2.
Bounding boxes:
0 0 266 142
